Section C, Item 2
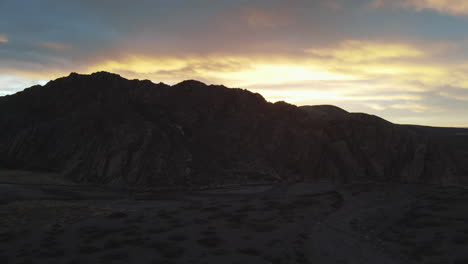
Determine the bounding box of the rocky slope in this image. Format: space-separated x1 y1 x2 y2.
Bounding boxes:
0 72 465 187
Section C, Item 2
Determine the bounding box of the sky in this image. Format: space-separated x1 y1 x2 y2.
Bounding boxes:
1 0 468 127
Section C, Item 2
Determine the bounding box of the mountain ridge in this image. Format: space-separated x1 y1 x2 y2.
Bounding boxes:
0 72 466 188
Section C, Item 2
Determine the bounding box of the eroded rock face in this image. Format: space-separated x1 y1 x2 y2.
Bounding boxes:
0 72 464 187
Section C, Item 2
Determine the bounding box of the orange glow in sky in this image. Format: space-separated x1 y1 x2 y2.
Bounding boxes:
2 0 468 127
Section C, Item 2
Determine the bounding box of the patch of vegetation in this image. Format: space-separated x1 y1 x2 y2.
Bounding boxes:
225 222 242 229
169 218 184 228
157 209 175 219
409 242 442 261
200 227 216 236
18 258 34 264
263 255 283 264
0 169 72 185
0 255 8 263
167 233 188 242
263 200 281 209
295 249 307 263
266 239 281 247
99 251 129 263
16 244 36 258
79 245 101 254
0 230 27 243
227 213 247 224
122 228 141 237
211 248 231 256
127 214 145 223
237 247 260 256
79 225 127 242
147 227 168 234
454 258 468 264
250 223 277 233
241 235 251 240
149 241 185 258
329 192 344 209
37 248 65 258
406 219 443 229
121 236 148 246
208 211 231 220
197 236 223 248
106 211 128 219
236 205 254 213
291 196 319 208
193 218 209 225
104 238 124 249
452 235 468 245
202 206 220 212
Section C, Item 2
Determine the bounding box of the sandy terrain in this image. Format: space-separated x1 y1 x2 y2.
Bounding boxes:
1 178 468 264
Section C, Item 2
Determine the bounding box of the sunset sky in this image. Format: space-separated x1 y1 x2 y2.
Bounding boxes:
1 0 468 126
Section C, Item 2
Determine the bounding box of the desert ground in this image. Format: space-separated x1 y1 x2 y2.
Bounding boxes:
1 170 468 264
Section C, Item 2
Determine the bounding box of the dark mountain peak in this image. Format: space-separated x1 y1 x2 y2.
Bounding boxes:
304 104 348 113
170 80 268 107
49 71 125 87
173 79 207 88
300 105 349 120
0 72 465 188
90 71 123 79
64 71 123 80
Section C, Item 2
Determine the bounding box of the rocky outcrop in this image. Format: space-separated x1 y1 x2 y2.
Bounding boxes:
0 72 465 188
300 106 459 184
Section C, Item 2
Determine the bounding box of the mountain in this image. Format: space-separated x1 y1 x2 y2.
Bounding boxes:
0 72 466 188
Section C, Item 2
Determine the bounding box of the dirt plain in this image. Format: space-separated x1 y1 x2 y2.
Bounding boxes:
1 172 468 264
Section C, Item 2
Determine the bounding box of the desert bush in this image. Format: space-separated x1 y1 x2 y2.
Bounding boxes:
197 236 223 248
106 212 128 219
167 233 187 241
150 241 185 258
452 235 468 245
37 248 65 258
251 223 277 233
237 247 260 256
79 245 101 254
99 251 129 263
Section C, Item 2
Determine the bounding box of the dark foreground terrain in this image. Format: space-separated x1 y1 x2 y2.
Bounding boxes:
2 73 468 263
2 172 468 264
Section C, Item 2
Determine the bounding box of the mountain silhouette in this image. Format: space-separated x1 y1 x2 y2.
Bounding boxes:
0 72 466 188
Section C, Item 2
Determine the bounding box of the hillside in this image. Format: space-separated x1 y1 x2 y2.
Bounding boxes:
0 72 465 188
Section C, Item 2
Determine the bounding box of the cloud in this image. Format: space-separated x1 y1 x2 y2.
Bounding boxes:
370 0 468 16
1 38 465 117
306 40 424 62
40 42 73 51
0 74 48 96
242 8 290 29
437 86 468 101
389 103 441 113
1 0 468 126
0 34 7 43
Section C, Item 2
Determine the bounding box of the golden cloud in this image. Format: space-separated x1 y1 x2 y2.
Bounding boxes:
390 103 446 113
255 89 422 105
0 34 8 43
306 40 424 62
370 0 468 16
439 91 468 101
4 38 468 124
244 8 290 29
41 42 72 51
